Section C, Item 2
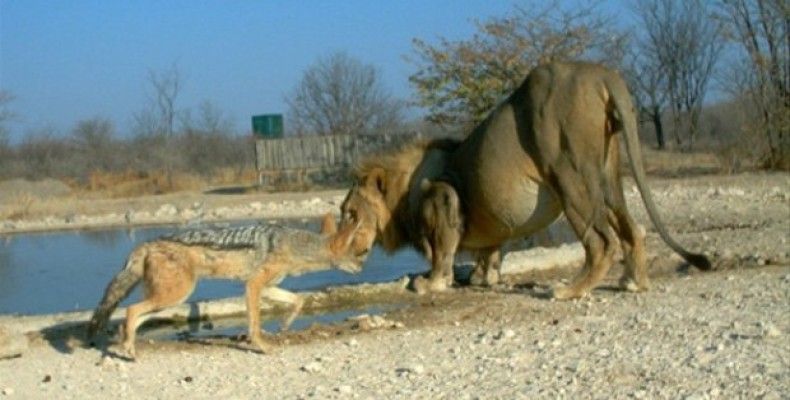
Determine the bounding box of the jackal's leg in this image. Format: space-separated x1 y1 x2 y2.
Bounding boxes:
245 268 280 354
122 263 196 359
261 287 303 332
122 300 158 359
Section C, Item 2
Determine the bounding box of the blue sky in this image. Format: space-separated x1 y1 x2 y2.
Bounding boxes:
1 1 625 141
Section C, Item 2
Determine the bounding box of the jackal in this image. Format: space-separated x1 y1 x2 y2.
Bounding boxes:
87 213 365 359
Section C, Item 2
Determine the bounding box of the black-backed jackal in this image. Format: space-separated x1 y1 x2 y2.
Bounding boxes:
87 214 365 359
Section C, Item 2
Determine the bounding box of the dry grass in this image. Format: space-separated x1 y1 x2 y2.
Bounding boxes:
0 192 38 220
78 167 261 199
631 146 723 177
208 167 258 186
84 169 205 198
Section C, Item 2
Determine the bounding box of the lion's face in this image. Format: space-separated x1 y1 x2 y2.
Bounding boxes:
339 179 389 258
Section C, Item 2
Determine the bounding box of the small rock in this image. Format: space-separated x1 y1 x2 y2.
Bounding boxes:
308 385 325 397
757 258 766 266
335 385 353 395
2 388 13 396
396 364 425 376
762 324 781 338
301 362 323 374
0 327 28 359
155 203 178 218
346 338 359 347
495 329 516 340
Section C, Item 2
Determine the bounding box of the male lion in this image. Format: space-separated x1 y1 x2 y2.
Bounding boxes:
341 61 711 299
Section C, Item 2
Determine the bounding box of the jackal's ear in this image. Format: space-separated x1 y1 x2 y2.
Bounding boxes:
320 212 337 235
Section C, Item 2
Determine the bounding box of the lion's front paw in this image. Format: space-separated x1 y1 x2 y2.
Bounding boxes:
469 266 500 287
412 275 449 295
485 268 500 286
552 285 588 300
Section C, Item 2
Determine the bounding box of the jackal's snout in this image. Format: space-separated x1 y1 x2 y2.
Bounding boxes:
335 247 369 273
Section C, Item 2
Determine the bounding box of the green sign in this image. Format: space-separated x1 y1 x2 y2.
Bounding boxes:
252 114 283 138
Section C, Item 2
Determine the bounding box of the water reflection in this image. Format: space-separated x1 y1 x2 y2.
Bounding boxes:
0 220 427 316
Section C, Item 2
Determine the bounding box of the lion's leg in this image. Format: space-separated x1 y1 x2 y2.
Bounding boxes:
470 247 501 287
553 227 616 300
617 217 648 292
607 188 649 292
602 140 650 293
552 168 618 300
413 230 461 294
413 244 458 295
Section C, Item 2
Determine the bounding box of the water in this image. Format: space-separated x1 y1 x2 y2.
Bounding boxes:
0 220 428 316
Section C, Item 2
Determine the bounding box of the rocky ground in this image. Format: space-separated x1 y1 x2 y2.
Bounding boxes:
0 171 787 399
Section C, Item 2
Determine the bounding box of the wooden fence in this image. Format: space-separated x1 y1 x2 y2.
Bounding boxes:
254 132 421 185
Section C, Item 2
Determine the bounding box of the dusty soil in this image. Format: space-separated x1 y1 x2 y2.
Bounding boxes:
0 171 788 399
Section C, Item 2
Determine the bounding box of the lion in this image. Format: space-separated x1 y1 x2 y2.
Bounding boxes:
340 61 711 299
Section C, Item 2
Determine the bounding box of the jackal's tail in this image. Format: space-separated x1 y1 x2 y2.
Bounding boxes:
86 245 147 339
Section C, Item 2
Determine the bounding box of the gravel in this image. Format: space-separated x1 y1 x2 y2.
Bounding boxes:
0 172 787 399
2 268 786 399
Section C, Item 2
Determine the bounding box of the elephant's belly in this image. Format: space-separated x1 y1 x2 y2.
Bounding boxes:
461 179 561 249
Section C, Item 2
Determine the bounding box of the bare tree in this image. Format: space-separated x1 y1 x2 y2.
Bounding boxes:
717 0 789 168
148 65 181 137
129 64 184 186
180 100 235 136
0 90 16 148
71 117 118 172
132 64 183 138
625 50 669 148
408 1 628 129
179 100 244 174
285 52 403 136
636 0 724 150
16 127 72 179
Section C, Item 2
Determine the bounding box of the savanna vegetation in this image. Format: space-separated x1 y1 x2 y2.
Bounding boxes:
0 0 785 198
